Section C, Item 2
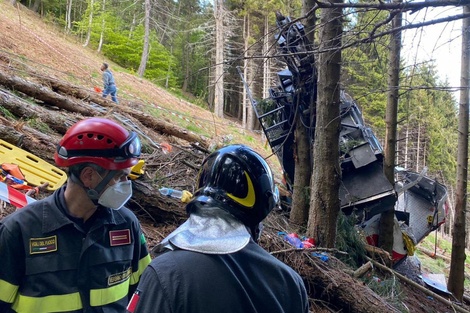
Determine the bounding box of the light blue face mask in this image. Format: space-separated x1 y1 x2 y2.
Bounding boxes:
98 180 133 210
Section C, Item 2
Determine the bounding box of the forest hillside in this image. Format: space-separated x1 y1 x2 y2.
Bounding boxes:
0 2 469 312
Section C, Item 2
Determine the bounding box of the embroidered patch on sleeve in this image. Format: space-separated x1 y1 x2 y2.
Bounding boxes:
109 229 131 246
30 235 58 254
108 267 132 286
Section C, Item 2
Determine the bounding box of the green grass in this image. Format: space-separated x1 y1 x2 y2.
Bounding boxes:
0 106 15 119
417 232 470 290
27 118 53 134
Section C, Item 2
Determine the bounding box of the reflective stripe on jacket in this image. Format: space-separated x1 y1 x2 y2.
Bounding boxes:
0 185 151 312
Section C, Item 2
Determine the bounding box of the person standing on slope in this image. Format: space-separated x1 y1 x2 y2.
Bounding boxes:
101 62 119 103
0 117 151 312
128 144 309 313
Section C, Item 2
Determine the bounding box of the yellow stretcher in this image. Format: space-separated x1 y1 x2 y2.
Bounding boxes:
0 139 67 191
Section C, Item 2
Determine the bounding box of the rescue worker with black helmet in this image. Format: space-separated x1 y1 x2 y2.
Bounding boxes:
0 117 151 312
128 144 309 313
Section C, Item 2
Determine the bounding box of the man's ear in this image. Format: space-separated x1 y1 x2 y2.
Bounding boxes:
79 166 96 188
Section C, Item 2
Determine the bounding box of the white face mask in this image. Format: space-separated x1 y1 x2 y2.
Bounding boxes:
98 180 133 210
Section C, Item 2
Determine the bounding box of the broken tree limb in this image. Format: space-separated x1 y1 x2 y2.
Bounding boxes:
364 244 393 266
368 258 470 313
353 261 373 278
418 246 451 262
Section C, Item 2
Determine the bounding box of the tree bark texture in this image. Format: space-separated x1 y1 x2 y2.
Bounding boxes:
307 1 342 247
137 0 151 78
290 115 311 226
448 5 470 301
213 0 224 118
289 0 316 228
379 0 402 254
276 251 400 313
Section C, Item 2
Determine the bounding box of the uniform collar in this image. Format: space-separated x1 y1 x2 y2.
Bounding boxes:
42 185 126 233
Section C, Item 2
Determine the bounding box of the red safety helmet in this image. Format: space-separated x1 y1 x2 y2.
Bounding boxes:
54 118 141 170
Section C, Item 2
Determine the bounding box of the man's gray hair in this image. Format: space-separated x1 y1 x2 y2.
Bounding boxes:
68 163 106 183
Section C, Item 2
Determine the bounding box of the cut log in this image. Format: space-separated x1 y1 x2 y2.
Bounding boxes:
0 71 95 115
37 75 210 148
0 117 61 162
0 88 77 134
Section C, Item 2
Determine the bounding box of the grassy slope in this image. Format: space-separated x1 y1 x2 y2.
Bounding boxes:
417 232 470 290
0 1 281 171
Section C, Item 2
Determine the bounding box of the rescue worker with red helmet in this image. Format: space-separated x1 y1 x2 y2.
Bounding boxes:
128 144 309 313
0 117 151 312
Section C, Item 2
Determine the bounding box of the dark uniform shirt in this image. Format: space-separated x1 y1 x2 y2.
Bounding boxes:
131 240 309 313
0 185 151 312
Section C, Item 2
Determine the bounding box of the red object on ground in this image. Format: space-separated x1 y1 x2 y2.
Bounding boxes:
302 237 315 248
94 86 103 93
160 142 172 154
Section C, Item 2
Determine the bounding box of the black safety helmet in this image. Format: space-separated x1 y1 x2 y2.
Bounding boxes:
186 144 279 227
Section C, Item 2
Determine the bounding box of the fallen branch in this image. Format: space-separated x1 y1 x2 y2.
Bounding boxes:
270 247 348 256
353 261 373 278
364 244 393 266
418 246 451 262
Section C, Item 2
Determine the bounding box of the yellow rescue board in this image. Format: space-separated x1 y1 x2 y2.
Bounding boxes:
0 139 67 191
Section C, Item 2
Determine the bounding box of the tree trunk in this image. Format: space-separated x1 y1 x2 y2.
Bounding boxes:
241 14 248 129
181 38 189 93
262 15 270 99
307 2 342 247
448 5 470 302
213 0 224 118
379 1 402 254
246 52 256 130
83 0 94 47
290 0 317 228
290 117 311 226
31 0 40 12
0 117 62 163
137 0 151 78
97 0 106 52
65 0 73 32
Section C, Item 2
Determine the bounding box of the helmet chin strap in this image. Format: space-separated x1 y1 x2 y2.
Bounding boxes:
86 170 118 201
